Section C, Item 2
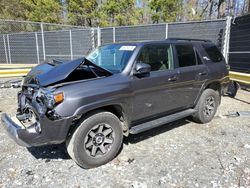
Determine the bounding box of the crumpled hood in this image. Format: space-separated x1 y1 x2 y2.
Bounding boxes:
24 57 85 86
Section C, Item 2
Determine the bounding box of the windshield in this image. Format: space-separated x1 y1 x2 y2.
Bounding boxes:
86 44 136 73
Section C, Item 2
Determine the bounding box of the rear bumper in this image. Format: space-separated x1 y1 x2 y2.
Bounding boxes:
1 113 74 147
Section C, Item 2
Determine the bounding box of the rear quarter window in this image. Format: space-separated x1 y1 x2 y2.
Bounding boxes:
202 44 224 62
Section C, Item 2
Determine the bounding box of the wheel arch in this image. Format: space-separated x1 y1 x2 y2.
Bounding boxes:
68 104 129 138
204 81 222 93
194 81 222 107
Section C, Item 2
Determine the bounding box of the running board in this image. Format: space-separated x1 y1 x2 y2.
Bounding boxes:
130 109 196 134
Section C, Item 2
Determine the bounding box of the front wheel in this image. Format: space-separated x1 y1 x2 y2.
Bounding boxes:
66 111 123 168
192 89 220 123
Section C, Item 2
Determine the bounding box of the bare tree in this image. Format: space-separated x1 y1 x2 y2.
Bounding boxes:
216 0 226 18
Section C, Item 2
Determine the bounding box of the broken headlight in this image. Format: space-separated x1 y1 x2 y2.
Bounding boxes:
43 91 64 109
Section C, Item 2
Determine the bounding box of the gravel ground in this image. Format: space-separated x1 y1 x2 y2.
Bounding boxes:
0 84 249 188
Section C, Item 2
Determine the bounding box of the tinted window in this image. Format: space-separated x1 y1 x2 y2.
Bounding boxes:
136 44 173 72
203 44 223 62
175 45 196 67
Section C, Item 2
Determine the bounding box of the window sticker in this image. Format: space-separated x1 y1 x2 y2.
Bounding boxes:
119 46 136 51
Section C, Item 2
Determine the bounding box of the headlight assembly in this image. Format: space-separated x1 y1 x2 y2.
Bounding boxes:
37 89 64 109
44 92 64 109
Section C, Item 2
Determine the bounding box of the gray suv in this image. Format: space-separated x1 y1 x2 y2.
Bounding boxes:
1 38 229 168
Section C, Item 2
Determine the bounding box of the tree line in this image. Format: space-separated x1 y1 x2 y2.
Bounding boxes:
0 0 249 26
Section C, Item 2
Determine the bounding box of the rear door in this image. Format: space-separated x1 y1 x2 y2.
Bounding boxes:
172 43 208 108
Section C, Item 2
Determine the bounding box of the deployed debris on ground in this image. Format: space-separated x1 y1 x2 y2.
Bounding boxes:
0 78 22 88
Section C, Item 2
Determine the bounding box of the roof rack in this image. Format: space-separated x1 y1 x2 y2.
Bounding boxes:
167 38 211 42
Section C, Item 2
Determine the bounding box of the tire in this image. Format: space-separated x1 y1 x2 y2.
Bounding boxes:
66 111 123 169
227 81 239 98
192 89 220 124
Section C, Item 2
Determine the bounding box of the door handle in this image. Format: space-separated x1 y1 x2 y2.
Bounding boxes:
168 76 178 82
198 71 208 76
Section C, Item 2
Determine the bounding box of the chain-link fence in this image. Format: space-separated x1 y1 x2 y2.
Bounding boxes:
0 19 228 64
0 20 96 64
101 24 167 45
168 20 227 50
101 19 226 48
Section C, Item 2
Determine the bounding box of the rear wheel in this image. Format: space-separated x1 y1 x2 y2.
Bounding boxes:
192 89 220 123
66 111 123 168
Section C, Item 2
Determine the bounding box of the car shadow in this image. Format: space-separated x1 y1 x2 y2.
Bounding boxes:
124 118 190 145
27 143 71 160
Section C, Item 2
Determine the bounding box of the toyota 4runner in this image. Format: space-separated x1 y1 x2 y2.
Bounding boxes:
1 38 229 168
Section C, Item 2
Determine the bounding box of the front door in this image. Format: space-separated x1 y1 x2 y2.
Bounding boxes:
130 43 181 122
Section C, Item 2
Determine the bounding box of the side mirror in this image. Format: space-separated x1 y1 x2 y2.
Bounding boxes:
134 63 151 75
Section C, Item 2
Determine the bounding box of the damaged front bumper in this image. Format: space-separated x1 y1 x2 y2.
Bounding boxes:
1 114 30 147
1 112 74 147
1 83 77 147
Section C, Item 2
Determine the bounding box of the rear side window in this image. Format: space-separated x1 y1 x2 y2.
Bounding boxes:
202 44 223 62
175 45 197 67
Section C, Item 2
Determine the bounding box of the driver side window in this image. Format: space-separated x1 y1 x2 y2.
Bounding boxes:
136 44 173 72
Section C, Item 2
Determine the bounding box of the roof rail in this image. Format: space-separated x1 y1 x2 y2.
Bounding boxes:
167 38 211 42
